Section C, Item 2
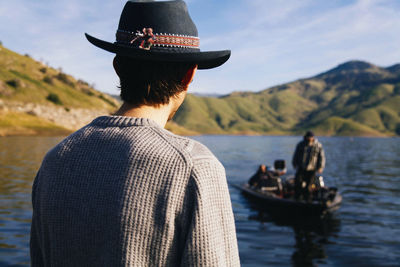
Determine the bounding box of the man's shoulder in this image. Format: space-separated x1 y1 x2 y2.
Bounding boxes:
165 132 218 162
314 139 323 148
162 133 225 186
297 140 306 147
162 129 220 160
184 139 225 186
44 122 220 172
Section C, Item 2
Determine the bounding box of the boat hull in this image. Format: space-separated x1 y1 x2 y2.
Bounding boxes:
234 183 342 216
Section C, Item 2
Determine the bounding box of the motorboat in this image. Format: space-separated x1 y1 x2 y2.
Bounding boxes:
233 181 342 216
233 160 342 216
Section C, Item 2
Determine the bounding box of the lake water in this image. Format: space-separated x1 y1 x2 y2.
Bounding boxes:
0 136 399 266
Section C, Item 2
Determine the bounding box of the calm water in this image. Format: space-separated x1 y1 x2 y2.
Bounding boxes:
0 136 399 266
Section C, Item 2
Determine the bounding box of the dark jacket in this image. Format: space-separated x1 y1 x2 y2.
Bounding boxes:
292 139 325 171
248 171 269 187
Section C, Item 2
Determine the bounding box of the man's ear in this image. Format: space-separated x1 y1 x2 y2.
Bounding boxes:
182 65 198 90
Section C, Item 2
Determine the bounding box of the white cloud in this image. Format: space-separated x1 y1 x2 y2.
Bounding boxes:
192 0 400 93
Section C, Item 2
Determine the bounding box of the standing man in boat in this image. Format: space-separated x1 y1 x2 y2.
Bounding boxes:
292 131 326 202
30 1 240 266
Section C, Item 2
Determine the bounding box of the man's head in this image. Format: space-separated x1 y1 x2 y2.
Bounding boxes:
113 55 197 110
258 164 267 173
85 1 230 120
85 1 230 69
304 131 315 144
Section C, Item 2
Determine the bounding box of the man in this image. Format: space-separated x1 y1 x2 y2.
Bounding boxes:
248 164 269 188
248 164 283 194
292 131 325 202
30 1 240 266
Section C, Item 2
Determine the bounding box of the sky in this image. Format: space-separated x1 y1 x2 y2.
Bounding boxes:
1 0 400 95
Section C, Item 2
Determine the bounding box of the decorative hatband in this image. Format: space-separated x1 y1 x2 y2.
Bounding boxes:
116 29 200 50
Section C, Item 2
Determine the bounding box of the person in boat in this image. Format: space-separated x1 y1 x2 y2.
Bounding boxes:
292 131 326 202
248 164 269 188
29 1 240 266
248 164 283 193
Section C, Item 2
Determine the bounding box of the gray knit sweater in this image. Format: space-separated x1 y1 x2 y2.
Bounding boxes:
30 116 240 266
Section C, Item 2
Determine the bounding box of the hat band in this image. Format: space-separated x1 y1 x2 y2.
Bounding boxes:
116 29 200 49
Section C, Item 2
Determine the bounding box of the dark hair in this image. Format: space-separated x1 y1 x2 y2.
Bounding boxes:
304 131 314 138
114 55 194 107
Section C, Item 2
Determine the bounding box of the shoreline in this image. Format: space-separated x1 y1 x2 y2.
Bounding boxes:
0 104 395 138
0 131 395 138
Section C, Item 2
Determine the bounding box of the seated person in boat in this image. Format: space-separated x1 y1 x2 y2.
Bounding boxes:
248 164 268 188
248 164 282 193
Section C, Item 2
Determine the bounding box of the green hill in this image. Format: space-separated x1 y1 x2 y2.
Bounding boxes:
173 61 400 136
0 44 119 136
1 42 399 137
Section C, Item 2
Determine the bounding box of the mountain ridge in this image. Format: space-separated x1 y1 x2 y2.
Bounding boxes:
1 43 399 137
172 60 400 136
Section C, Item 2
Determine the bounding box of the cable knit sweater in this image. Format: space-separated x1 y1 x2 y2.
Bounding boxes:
30 116 240 266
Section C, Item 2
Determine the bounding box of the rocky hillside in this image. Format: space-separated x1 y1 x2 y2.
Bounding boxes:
0 44 119 136
173 60 400 136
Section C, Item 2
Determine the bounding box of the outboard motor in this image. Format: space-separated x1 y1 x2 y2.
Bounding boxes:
274 159 286 175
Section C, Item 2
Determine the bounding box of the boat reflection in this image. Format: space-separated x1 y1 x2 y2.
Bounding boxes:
249 211 341 266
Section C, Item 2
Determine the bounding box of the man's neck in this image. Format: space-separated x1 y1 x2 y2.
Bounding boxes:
114 102 172 128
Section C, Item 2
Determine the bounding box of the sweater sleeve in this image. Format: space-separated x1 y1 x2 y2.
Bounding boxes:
30 172 44 267
181 157 240 267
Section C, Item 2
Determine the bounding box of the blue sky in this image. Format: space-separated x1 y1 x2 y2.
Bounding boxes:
1 0 399 95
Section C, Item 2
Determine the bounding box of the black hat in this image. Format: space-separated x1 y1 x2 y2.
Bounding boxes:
304 131 314 137
85 0 231 69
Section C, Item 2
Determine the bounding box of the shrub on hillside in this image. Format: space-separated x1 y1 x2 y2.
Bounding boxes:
77 79 89 86
84 90 95 96
55 72 75 87
39 67 47 74
6 79 22 88
46 93 63 105
43 76 54 85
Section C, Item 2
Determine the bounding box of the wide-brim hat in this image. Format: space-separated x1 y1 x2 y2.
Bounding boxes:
85 0 231 69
